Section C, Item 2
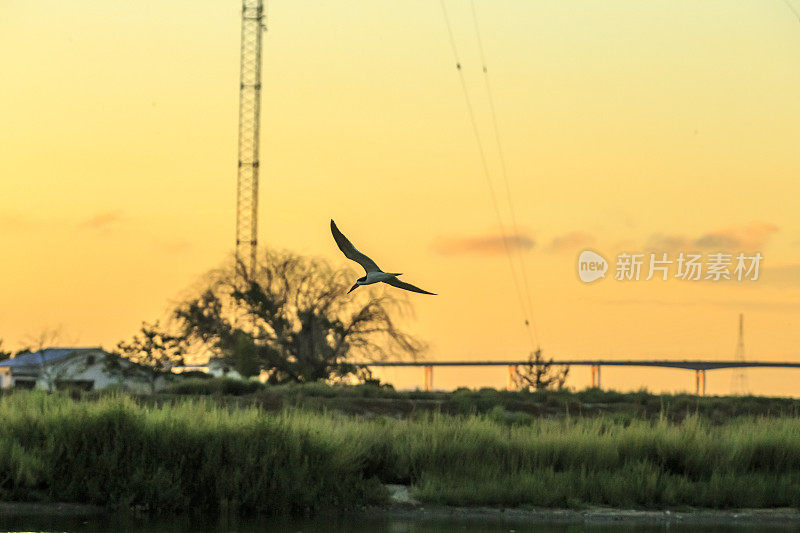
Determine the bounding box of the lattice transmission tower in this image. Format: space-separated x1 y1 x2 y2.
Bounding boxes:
731 313 749 395
235 0 266 277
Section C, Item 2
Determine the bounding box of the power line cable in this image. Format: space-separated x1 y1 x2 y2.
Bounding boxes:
782 0 800 23
468 0 541 347
439 0 536 351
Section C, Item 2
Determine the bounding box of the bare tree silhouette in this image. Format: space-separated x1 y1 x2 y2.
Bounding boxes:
0 339 10 361
513 348 569 391
24 327 70 391
111 321 183 394
174 249 425 383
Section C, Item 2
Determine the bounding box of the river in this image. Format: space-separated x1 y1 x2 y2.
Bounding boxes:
0 514 795 532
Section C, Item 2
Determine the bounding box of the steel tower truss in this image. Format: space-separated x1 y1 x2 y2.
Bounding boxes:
235 0 265 276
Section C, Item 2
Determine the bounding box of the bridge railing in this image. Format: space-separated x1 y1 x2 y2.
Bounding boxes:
360 360 800 394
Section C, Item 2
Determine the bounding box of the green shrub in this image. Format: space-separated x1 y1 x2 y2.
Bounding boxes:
165 377 264 396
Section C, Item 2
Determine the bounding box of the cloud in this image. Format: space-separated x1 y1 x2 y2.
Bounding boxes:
694 221 777 250
78 211 125 231
548 231 596 253
644 222 778 253
759 264 800 288
0 212 40 230
433 232 535 256
642 234 691 252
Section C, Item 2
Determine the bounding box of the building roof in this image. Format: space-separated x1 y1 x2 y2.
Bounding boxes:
0 348 102 368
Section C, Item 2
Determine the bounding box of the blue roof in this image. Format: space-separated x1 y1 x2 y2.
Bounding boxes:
0 348 100 368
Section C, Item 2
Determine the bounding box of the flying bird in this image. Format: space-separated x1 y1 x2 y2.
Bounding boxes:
330 219 436 295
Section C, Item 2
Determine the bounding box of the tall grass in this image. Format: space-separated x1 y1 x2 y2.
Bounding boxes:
390 414 800 508
1 391 799 515
0 392 384 516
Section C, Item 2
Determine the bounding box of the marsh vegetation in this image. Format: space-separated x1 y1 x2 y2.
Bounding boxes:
1 389 800 516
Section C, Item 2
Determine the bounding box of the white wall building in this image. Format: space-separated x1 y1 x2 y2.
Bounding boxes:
0 347 165 392
207 357 244 380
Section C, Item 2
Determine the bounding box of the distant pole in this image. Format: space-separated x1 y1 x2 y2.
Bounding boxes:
731 313 749 395
235 0 266 277
590 364 601 388
694 370 706 396
423 366 433 391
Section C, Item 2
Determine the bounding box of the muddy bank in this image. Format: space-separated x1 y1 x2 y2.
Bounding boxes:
364 491 800 527
0 501 105 517
362 505 800 526
1 500 798 528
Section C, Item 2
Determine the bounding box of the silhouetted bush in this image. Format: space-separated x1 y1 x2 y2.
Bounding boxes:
165 377 264 396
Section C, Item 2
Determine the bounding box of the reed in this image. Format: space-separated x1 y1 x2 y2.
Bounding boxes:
0 392 383 516
1 391 799 515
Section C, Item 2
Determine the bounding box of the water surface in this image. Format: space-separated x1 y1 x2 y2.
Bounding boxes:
0 514 794 533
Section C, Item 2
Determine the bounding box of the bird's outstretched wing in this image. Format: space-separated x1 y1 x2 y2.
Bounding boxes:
330 219 381 273
385 277 436 295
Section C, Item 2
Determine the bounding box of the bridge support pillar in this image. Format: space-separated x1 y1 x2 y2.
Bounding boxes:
591 365 601 388
506 365 518 391
695 369 706 396
423 366 433 391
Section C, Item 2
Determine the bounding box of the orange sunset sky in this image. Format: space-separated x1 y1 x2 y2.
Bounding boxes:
2 1 800 395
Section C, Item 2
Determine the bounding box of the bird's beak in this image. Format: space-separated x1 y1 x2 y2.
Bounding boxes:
347 283 359 294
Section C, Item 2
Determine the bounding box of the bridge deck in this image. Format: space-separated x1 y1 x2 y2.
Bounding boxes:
362 360 800 371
